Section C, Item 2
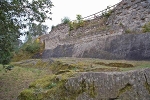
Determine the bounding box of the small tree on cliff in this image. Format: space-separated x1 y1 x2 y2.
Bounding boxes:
61 17 70 24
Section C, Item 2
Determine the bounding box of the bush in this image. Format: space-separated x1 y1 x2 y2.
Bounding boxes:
102 10 113 18
68 14 84 31
68 21 74 31
142 22 150 32
61 17 70 24
51 25 55 30
25 41 41 53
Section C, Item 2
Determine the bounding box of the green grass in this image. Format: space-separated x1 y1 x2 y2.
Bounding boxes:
1 58 150 100
0 64 51 100
51 57 150 72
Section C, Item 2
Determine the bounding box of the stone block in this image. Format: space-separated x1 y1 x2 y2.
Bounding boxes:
141 1 149 8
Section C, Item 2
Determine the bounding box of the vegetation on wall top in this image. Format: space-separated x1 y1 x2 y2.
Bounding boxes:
142 22 150 33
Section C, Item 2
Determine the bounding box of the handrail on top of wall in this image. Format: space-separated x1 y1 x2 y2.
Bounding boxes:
71 3 119 22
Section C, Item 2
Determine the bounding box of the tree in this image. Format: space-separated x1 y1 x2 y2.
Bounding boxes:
76 14 82 23
28 23 49 37
0 0 53 66
61 17 70 24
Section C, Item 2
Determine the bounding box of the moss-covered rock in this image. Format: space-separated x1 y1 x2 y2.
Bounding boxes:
18 71 77 100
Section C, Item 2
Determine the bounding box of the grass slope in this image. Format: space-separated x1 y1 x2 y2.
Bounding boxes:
0 64 51 100
0 58 150 100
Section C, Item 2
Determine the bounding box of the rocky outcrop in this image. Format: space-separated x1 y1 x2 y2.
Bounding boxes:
64 68 150 100
40 0 150 60
109 0 150 32
18 62 150 100
42 33 150 60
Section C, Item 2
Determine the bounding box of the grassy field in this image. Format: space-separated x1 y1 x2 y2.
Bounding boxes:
0 58 150 100
52 57 150 71
0 64 51 100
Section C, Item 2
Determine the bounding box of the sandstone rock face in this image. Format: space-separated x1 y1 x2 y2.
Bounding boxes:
41 0 150 60
65 68 150 100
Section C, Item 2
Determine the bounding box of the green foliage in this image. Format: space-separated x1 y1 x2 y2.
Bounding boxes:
61 17 70 24
19 71 76 100
76 14 82 23
102 10 113 18
12 37 45 61
23 36 45 54
68 14 84 31
25 42 40 53
51 25 55 30
0 0 53 65
142 22 150 32
125 29 132 34
0 50 12 65
28 23 49 36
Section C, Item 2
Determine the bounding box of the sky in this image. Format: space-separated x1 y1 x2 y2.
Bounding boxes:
45 0 121 28
21 0 121 41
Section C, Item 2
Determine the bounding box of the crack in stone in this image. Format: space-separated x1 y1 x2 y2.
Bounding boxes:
144 73 150 94
117 83 132 98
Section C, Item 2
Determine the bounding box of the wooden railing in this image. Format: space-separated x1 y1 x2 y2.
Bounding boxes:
72 3 118 21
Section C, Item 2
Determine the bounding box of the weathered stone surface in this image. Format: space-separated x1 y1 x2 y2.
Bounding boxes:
42 33 150 60
42 44 74 58
40 0 150 60
64 68 150 100
109 0 150 31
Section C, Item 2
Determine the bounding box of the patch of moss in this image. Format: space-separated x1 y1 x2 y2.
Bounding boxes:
144 82 150 94
94 62 134 68
29 75 56 88
125 29 132 34
89 67 120 72
50 61 77 74
144 74 150 94
66 79 97 99
87 81 97 98
55 69 71 75
107 63 134 68
142 22 150 32
18 89 37 100
18 71 77 100
117 83 132 97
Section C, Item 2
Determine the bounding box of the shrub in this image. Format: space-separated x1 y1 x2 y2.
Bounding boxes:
51 25 55 30
102 10 113 18
21 37 43 54
68 14 84 31
142 22 150 32
68 21 74 31
25 41 41 53
61 17 70 24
